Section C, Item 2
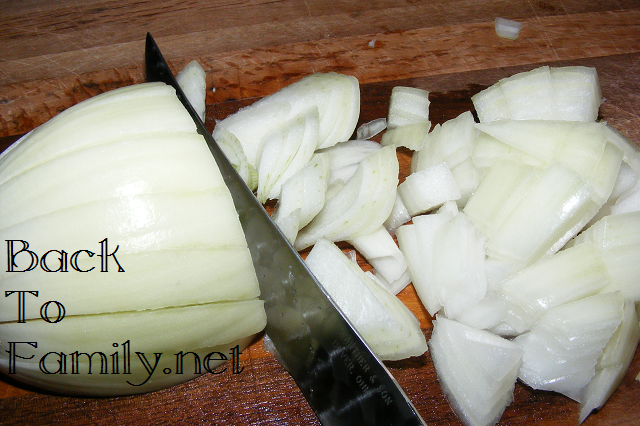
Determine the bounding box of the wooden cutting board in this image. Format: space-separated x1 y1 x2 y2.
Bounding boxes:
1 1 640 425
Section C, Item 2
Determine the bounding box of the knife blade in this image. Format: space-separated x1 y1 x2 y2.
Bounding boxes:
145 33 427 426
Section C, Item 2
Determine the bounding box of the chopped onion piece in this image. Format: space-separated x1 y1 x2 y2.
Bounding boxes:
373 269 412 296
599 243 640 303
500 66 554 120
294 146 398 250
397 207 457 316
257 106 319 202
272 207 301 244
429 316 522 426
381 121 430 150
551 67 602 122
383 192 412 233
212 72 359 168
176 60 207 121
396 223 426 294
437 199 460 217
471 83 510 124
611 162 639 200
213 126 259 191
489 299 532 338
213 100 292 168
484 256 521 291
515 292 624 401
475 120 608 172
485 163 597 266
398 162 461 216
454 290 509 330
318 139 382 185
579 302 640 423
588 161 640 224
305 239 427 360
587 142 624 204
271 153 331 243
611 177 640 214
494 17 523 40
472 66 601 123
356 117 387 140
471 131 546 175
499 242 610 332
575 211 640 250
432 213 487 320
411 124 442 172
450 158 481 207
412 111 478 173
574 212 640 302
387 86 430 129
464 159 538 238
345 249 358 264
348 226 409 294
604 123 640 174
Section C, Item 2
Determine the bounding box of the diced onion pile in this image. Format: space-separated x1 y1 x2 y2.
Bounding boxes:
2 57 637 424
213 73 427 361
213 65 639 425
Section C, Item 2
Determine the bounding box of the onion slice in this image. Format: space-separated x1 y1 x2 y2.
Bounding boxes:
579 302 640 423
212 72 360 168
515 292 624 400
429 316 523 426
494 17 523 40
305 239 427 360
387 86 430 129
348 226 409 294
176 60 207 121
356 117 387 140
294 146 398 250
472 66 601 123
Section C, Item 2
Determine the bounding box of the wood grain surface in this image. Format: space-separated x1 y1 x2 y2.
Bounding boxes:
1 1 640 425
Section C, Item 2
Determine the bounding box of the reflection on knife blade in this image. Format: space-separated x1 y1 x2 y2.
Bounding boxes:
144 33 427 426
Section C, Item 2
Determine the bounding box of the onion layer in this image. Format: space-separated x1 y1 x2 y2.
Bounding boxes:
0 82 266 396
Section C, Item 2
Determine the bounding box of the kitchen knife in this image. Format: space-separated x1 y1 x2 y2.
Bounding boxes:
145 33 427 426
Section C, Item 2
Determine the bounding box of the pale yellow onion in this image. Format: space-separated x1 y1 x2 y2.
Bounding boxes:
176 60 207 121
0 82 266 396
294 146 398 250
212 72 360 168
472 65 601 123
494 17 524 41
305 238 427 361
0 301 264 396
429 315 523 426
387 86 430 129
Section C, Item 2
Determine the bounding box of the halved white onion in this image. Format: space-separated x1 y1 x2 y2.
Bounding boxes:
0 82 266 396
